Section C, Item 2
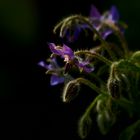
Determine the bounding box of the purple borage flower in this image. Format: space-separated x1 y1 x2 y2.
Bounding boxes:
63 24 93 43
49 43 74 62
63 25 81 43
89 5 124 39
38 58 64 86
49 43 94 73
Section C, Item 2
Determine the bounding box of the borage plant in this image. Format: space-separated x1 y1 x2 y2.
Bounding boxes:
39 5 140 140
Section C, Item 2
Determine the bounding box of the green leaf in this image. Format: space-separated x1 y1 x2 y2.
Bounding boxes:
119 120 140 140
118 60 140 73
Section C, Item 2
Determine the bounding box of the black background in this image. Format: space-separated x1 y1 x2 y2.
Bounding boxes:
0 0 140 139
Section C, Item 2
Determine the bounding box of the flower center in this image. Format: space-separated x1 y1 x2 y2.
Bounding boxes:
64 55 70 62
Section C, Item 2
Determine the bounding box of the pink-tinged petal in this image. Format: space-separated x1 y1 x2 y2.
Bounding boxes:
48 43 62 55
50 75 64 86
101 29 113 39
78 61 94 73
62 44 74 59
83 66 95 73
110 6 119 22
63 44 73 54
90 5 101 18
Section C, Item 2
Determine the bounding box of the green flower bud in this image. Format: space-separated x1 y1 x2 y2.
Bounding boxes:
96 99 106 113
62 80 80 103
107 78 121 99
78 114 92 139
107 62 122 99
97 110 116 135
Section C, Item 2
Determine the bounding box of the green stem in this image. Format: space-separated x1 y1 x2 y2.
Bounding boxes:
75 50 112 65
82 17 117 60
54 14 117 60
53 19 65 34
115 97 133 117
103 23 129 58
88 72 106 87
53 15 80 35
84 94 103 115
96 64 108 76
76 77 107 95
92 29 117 60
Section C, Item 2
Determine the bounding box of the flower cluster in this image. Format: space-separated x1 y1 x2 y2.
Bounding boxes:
38 5 140 140
39 43 95 86
89 5 126 39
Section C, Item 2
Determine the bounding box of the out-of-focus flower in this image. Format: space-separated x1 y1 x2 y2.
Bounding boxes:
38 58 64 86
63 23 94 44
63 25 82 43
89 5 124 39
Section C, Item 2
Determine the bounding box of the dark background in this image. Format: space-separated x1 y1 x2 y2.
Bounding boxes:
0 0 140 139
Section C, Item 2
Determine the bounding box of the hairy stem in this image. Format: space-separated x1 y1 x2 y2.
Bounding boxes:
75 50 112 65
76 77 107 95
103 22 129 58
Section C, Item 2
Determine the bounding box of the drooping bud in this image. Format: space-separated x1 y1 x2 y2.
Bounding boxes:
96 99 106 113
78 114 92 139
97 110 116 135
53 15 94 49
107 62 121 99
62 79 80 103
107 78 121 99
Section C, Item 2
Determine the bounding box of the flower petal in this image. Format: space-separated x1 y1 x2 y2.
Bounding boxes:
90 5 101 18
38 61 49 69
110 6 119 22
101 28 113 39
38 61 46 67
78 61 94 73
83 66 95 73
62 44 74 59
49 43 62 55
38 60 55 70
50 75 64 86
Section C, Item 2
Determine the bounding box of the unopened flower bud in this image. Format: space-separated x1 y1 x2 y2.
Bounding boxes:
62 80 80 102
107 78 121 99
97 110 115 135
96 99 105 113
78 115 92 139
107 62 122 99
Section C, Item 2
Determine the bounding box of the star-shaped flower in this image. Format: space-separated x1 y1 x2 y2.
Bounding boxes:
49 43 74 62
89 5 125 39
48 43 94 73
